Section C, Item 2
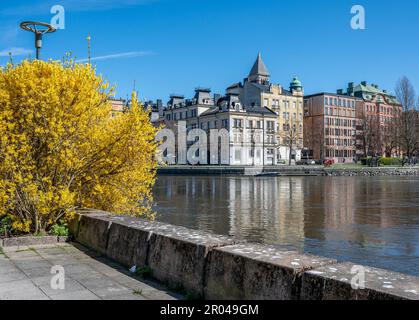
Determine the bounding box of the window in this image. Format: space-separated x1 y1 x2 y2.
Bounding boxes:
267 121 275 131
293 102 296 108
264 98 269 108
235 150 241 161
233 119 242 128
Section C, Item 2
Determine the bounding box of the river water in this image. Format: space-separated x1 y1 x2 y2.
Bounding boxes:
153 175 419 276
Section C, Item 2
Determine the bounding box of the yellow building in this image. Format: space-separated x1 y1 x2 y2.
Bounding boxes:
227 53 304 163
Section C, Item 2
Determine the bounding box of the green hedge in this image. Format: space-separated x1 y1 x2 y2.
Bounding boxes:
361 157 373 166
378 157 402 166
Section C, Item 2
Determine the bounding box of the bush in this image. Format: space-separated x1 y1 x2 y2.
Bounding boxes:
378 157 402 166
50 221 69 236
0 59 158 234
361 157 372 166
0 215 14 238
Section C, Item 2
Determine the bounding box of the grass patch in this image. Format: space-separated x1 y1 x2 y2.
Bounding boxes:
328 163 364 169
132 289 143 296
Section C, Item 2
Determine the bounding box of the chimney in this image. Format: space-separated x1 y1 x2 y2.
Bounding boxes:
157 99 164 117
347 82 354 95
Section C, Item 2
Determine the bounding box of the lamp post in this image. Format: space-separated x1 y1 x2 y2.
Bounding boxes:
20 21 56 60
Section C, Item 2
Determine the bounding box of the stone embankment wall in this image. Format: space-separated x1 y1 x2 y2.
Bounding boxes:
69 210 419 300
157 166 419 177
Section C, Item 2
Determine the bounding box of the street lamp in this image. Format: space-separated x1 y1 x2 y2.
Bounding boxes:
20 21 56 60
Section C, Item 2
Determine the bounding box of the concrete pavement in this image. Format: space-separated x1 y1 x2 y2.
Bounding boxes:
0 243 183 300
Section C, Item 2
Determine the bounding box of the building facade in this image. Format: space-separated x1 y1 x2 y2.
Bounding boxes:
345 82 402 158
108 98 126 117
304 93 360 163
199 94 278 166
227 53 304 163
160 89 278 166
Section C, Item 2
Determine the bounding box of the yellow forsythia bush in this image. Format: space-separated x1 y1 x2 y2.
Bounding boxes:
0 59 158 234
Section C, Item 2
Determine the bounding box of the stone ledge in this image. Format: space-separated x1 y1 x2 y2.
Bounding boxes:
0 236 71 248
204 243 336 300
69 210 419 300
301 262 419 300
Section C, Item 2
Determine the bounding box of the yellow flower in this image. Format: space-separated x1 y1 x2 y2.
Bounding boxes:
0 59 158 233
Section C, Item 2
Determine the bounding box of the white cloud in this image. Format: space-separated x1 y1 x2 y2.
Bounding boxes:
0 47 33 57
76 51 153 62
0 0 157 15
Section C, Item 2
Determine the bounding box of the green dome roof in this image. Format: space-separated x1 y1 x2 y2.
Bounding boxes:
290 77 302 88
290 77 303 91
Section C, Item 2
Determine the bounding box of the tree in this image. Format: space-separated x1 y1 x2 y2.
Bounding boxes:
281 123 302 165
0 59 158 234
357 109 381 157
395 77 418 160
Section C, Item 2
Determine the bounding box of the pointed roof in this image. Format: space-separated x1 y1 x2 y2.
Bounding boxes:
249 53 270 77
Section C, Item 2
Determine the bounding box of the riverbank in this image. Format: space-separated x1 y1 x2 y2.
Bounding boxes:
68 209 419 300
157 165 419 176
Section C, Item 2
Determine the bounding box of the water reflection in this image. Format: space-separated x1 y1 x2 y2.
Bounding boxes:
153 175 419 275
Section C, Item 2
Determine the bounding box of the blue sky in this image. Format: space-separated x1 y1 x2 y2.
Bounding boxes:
1 0 418 102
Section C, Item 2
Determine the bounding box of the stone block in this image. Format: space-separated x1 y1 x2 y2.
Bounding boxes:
301 262 419 300
106 220 151 269
147 223 237 296
204 243 336 300
76 214 111 255
2 236 59 247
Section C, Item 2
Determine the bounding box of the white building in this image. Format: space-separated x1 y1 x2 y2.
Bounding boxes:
161 89 278 166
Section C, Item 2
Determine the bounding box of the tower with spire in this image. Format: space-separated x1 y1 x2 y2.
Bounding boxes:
248 52 270 84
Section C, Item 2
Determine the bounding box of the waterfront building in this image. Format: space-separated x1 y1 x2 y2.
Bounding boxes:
163 88 214 130
108 98 126 116
161 88 278 165
345 81 402 158
144 99 164 124
199 93 278 165
227 53 304 163
303 93 361 163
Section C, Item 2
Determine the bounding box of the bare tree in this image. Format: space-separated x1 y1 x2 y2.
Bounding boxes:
395 77 418 161
281 123 302 165
382 118 400 157
357 109 381 157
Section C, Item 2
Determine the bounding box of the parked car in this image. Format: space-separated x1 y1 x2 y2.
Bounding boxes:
324 159 334 167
